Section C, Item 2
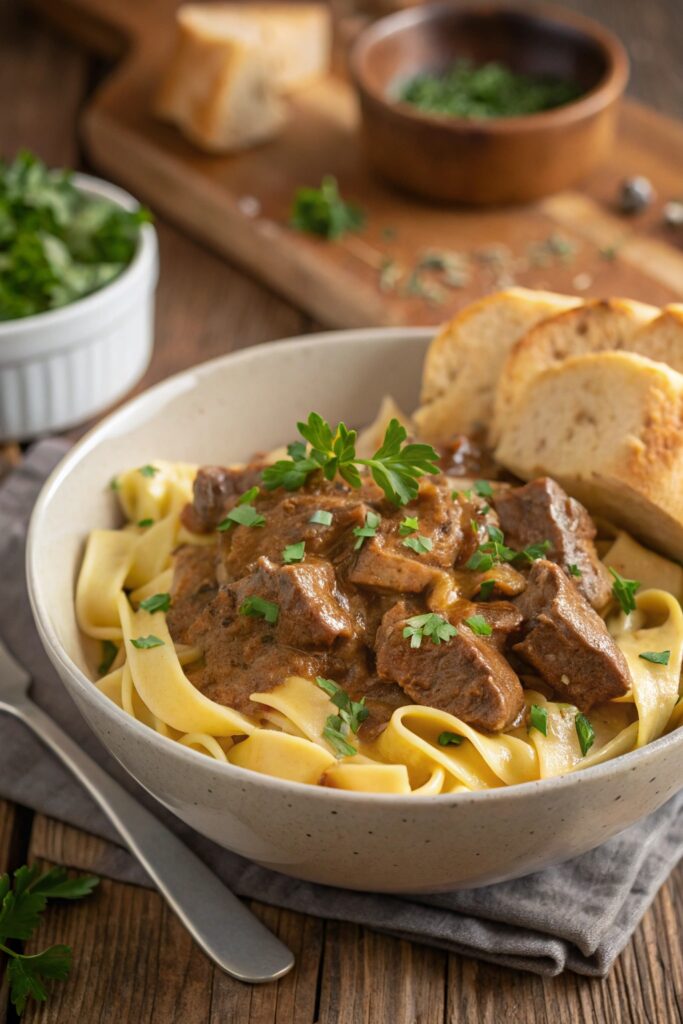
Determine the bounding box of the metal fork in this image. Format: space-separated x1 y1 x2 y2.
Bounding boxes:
0 638 294 983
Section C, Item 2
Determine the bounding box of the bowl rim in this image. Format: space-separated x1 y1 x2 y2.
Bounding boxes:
0 171 157 341
26 326 683 807
350 0 630 134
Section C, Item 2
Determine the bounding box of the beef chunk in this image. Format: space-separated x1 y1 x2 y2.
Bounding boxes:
349 480 465 593
167 545 218 644
456 599 524 651
494 477 611 609
181 463 266 533
350 538 443 593
513 560 630 710
230 556 355 648
219 488 368 581
375 604 524 732
185 586 323 713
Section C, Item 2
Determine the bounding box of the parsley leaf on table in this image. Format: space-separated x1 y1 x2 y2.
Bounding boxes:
0 865 98 1015
290 176 365 240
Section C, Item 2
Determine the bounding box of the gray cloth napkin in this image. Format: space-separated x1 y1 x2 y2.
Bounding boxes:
1 441 681 978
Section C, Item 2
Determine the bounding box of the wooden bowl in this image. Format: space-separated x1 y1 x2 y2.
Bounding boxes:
349 1 629 205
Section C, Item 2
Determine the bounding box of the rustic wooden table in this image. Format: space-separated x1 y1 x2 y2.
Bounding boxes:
1 0 682 1020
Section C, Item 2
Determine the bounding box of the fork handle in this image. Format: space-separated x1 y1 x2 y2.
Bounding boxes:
4 697 294 983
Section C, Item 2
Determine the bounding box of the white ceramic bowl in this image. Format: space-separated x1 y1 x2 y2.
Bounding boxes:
27 329 683 893
0 173 158 442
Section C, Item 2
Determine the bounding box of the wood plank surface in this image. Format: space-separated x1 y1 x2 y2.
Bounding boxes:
1 0 682 1021
27 0 683 329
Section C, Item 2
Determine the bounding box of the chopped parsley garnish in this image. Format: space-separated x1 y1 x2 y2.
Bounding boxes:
639 650 671 665
438 731 463 747
316 676 369 757
609 567 641 614
239 595 279 624
282 541 306 564
97 640 118 676
138 465 158 478
474 479 494 498
529 704 548 737
130 635 164 650
262 414 439 507
137 518 154 528
353 510 381 550
399 59 582 120
477 579 496 601
466 525 552 571
402 613 458 649
466 550 495 573
402 534 433 555
464 614 492 636
237 486 260 505
399 516 419 535
465 523 517 571
567 563 583 578
0 151 150 322
217 503 265 531
309 509 333 526
452 488 473 501
517 540 552 563
290 176 365 240
575 712 595 756
139 592 171 614
0 864 99 1015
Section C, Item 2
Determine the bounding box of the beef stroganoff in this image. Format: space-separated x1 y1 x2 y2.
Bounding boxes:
75 409 683 795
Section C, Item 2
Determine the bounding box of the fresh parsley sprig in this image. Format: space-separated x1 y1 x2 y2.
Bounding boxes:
316 677 369 757
0 865 98 1016
262 414 439 507
290 176 365 240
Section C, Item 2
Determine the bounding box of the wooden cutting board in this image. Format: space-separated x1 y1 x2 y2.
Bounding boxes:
31 0 683 327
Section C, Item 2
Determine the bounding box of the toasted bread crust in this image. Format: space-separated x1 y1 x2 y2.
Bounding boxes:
414 287 579 443
494 350 683 560
492 298 659 443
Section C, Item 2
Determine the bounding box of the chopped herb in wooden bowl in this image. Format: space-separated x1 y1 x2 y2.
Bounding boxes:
0 151 151 321
398 59 583 120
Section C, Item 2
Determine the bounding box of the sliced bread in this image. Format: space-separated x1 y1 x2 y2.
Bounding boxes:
629 304 683 371
413 287 579 444
492 298 659 442
155 3 331 152
494 350 683 561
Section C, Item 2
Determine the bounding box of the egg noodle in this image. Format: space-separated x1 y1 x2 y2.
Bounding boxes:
76 461 683 796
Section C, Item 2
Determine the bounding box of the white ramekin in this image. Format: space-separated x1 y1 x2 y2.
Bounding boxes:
0 173 158 441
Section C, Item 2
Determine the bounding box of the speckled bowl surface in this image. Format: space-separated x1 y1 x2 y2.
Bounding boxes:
27 329 683 894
